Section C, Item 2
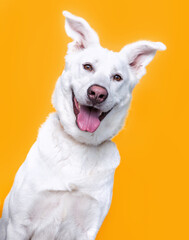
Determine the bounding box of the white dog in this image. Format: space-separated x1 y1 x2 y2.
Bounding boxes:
0 11 166 240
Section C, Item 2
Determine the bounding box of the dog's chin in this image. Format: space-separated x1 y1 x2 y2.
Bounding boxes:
72 91 112 133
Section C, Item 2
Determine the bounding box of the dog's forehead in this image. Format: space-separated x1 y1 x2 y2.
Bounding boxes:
80 47 126 70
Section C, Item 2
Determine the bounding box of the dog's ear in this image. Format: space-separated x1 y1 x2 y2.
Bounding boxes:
63 11 99 51
121 41 166 80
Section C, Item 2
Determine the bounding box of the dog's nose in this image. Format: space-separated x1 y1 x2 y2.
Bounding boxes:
87 85 108 104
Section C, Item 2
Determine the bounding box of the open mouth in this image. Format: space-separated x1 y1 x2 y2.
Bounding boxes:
72 91 111 133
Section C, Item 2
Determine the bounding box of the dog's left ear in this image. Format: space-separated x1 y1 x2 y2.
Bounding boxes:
121 41 166 80
63 11 99 51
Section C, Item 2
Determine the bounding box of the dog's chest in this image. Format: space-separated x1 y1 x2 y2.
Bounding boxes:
38 142 117 210
30 167 115 239
28 114 120 238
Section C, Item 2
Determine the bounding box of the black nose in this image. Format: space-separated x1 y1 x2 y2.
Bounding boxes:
87 85 108 104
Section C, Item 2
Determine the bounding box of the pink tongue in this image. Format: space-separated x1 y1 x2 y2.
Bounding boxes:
77 105 101 133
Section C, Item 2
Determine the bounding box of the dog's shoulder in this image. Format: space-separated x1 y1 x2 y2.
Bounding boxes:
95 140 120 171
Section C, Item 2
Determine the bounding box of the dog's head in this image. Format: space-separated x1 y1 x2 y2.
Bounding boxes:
52 11 166 145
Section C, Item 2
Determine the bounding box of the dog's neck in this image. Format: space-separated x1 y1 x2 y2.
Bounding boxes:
37 112 120 174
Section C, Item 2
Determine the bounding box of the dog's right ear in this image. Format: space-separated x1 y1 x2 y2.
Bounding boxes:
63 11 99 51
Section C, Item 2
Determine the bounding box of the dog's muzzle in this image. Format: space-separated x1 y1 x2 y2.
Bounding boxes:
72 89 112 133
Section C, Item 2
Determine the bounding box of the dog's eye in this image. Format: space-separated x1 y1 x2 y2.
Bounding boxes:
83 64 93 72
113 74 122 81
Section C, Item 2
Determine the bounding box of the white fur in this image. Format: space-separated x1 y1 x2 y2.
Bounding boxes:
0 11 166 240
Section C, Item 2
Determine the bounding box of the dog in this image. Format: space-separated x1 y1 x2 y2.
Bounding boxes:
0 11 166 240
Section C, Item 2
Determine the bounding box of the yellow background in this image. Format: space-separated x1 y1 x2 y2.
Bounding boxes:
0 0 188 239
